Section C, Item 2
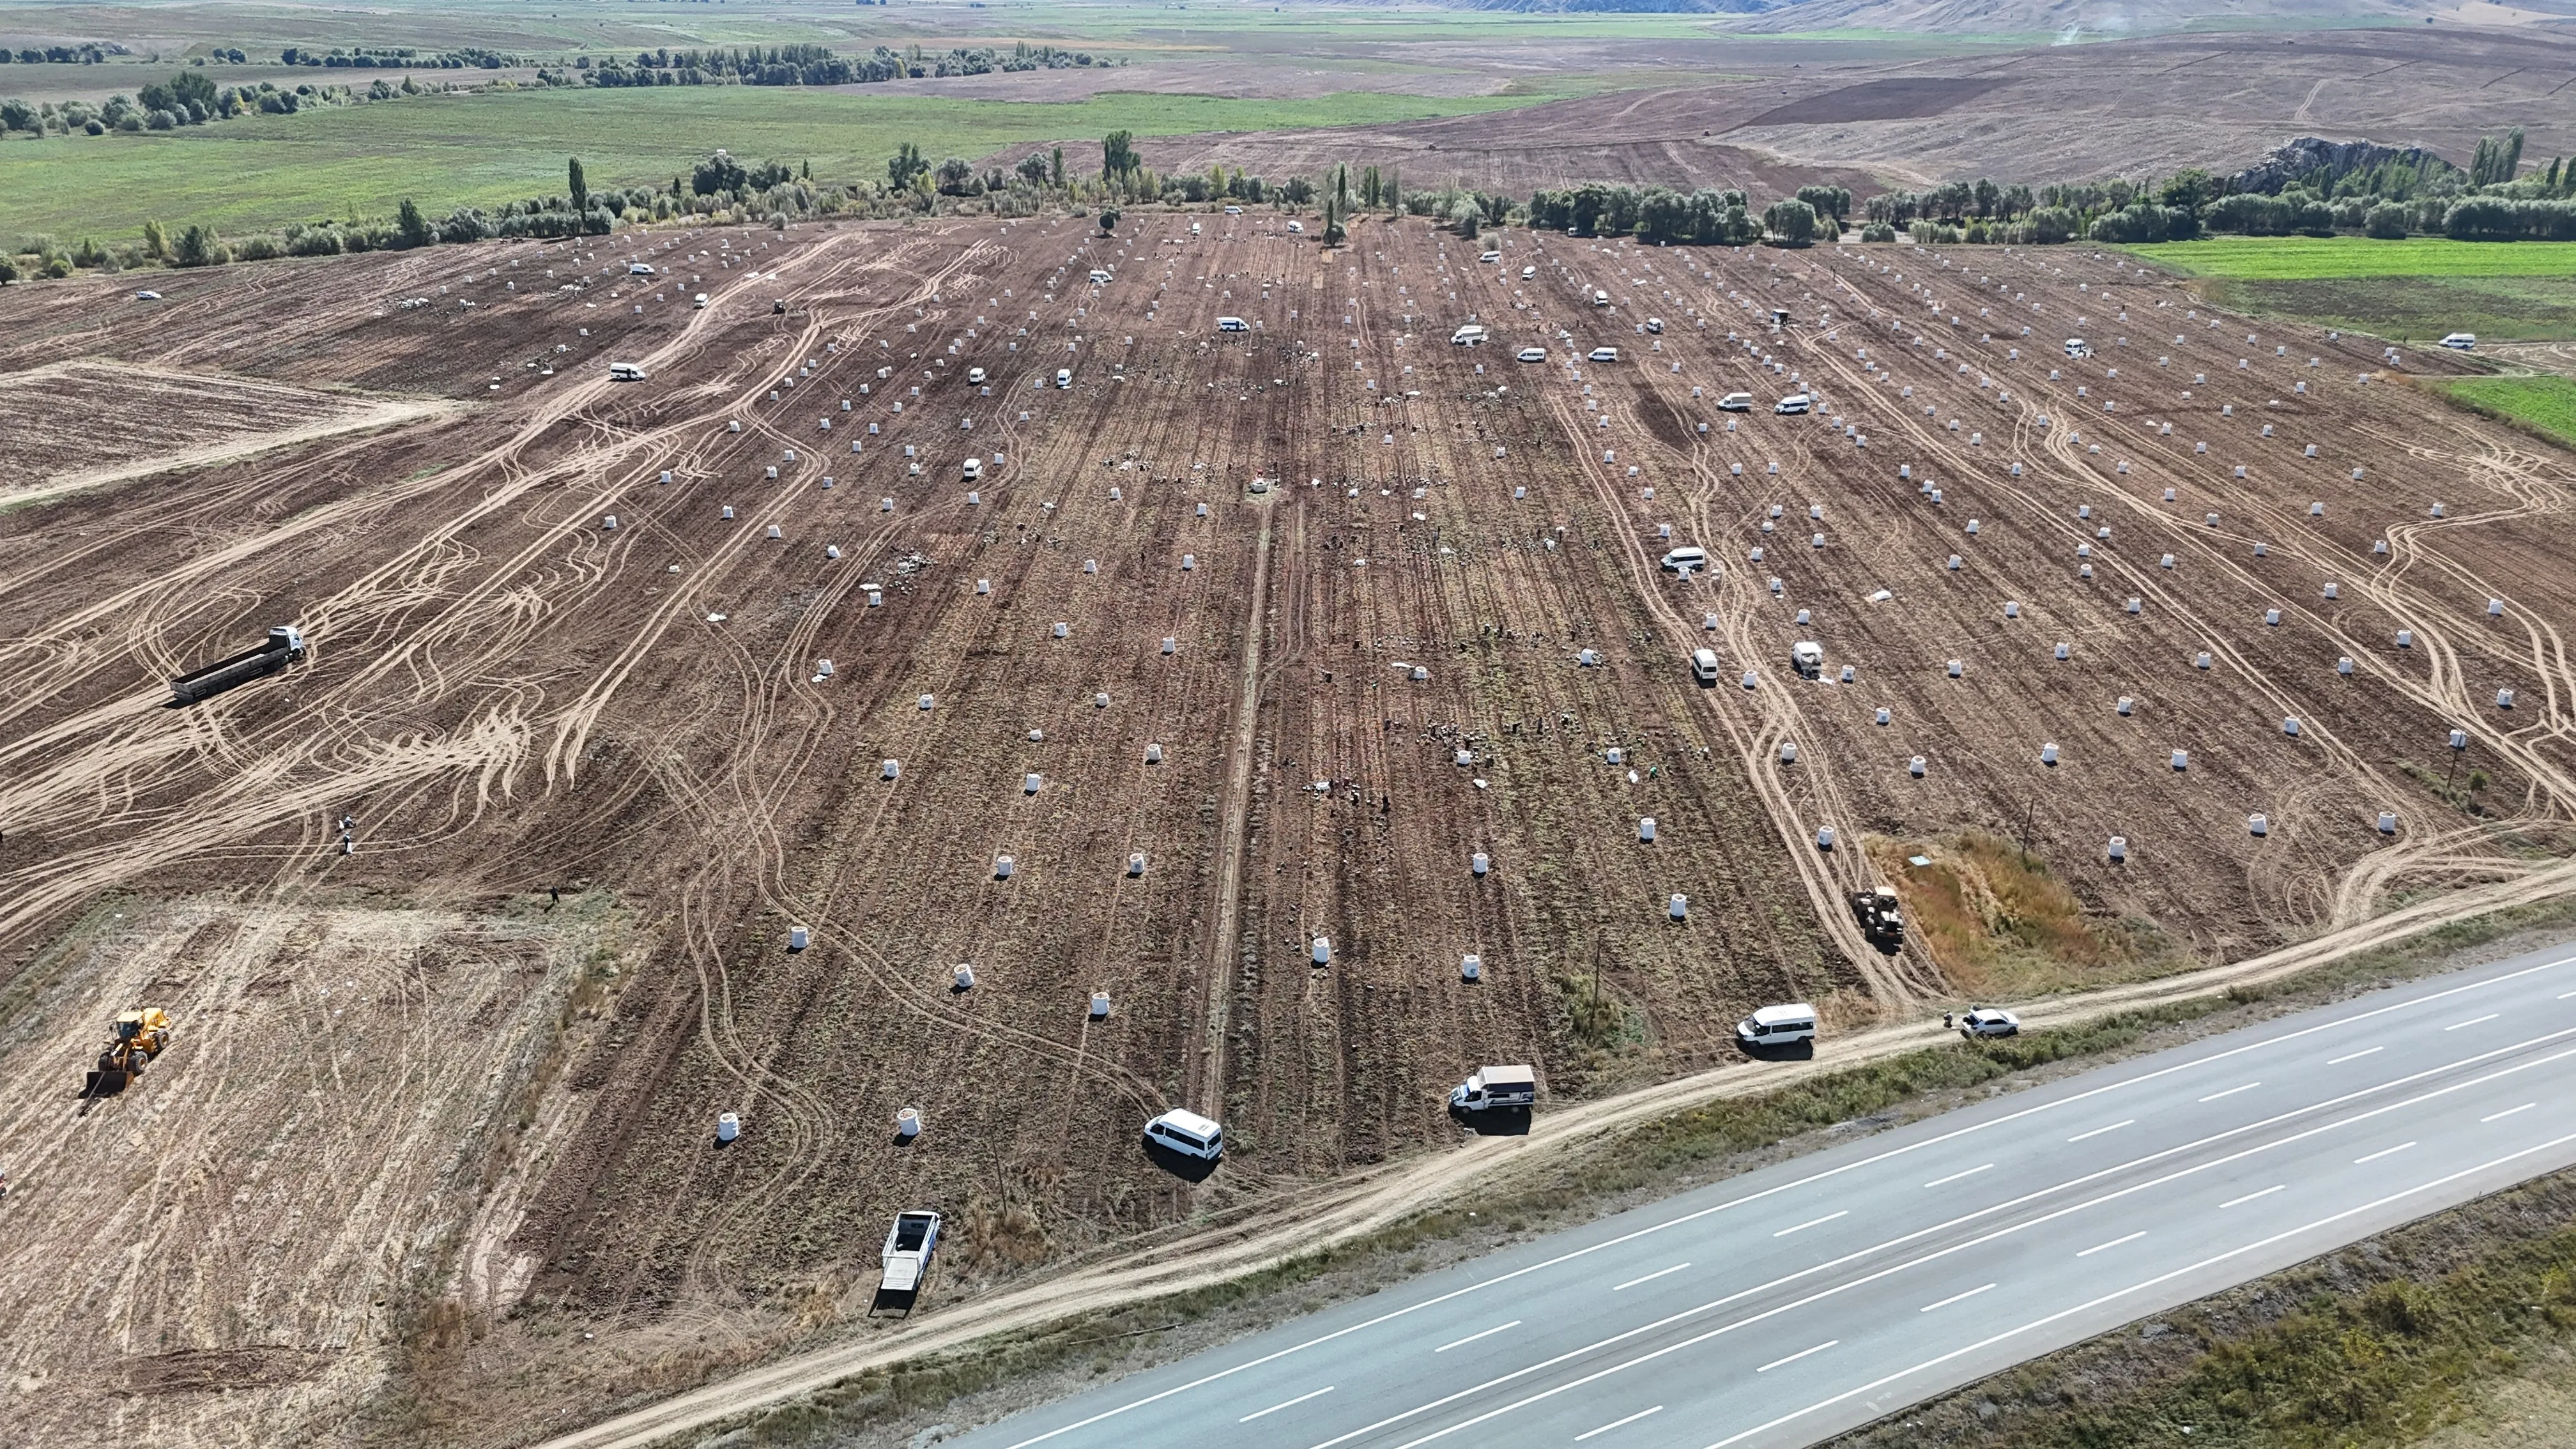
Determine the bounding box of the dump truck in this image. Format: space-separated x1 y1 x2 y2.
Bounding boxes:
1449 1064 1537 1112
87 1008 173 1094
170 625 303 705
1851 887 1904 946
878 1210 941 1298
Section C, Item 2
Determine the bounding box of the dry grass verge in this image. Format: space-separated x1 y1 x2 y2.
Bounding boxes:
1828 1166 2576 1449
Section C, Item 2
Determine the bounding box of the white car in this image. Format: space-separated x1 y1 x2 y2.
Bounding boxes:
1516 347 1547 363
1717 392 1754 412
2439 332 2476 350
1775 393 1814 414
1645 318 1664 334
967 367 987 385
1958 1007 2021 1038
1144 1108 1224 1160
134 289 162 301
1055 368 1073 388
1593 289 1612 307
1659 546 1710 572
1287 220 1305 234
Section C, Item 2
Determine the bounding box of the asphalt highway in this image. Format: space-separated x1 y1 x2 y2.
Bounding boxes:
944 937 2576 1449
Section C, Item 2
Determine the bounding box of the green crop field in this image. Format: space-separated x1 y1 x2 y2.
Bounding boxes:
2125 236 2576 280
0 82 1563 245
2120 238 2576 344
2439 376 2576 452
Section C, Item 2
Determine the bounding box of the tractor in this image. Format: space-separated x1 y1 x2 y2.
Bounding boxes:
86 1008 173 1096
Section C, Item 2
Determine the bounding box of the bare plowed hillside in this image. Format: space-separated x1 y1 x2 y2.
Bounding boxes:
0 214 2571 1446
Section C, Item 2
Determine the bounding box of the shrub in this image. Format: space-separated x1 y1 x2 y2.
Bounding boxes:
1763 197 1818 246
171 222 227 266
2365 203 2410 239
1859 221 1896 242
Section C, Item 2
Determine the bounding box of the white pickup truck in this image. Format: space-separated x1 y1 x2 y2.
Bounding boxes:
879 1211 942 1299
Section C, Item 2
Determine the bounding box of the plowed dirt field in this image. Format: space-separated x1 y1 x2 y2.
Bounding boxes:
0 215 2568 1448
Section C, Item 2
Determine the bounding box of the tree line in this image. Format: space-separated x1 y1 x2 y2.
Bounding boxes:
17 119 2574 286
1860 132 2576 246
590 41 1103 87
1 68 447 136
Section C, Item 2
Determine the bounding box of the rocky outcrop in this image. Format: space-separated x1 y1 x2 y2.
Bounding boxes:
2231 136 2450 195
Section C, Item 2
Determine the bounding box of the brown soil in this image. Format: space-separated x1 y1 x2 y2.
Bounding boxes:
1057 26 2576 197
2 210 2575 1448
0 359 453 507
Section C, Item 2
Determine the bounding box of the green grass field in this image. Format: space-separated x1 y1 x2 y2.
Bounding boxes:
0 82 1558 244
2126 236 2576 280
2439 376 2576 452
2120 237 2576 344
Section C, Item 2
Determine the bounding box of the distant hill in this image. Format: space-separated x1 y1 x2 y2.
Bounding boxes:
1445 0 2481 30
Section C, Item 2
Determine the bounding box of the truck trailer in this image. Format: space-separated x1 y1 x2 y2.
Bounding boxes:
169 625 304 705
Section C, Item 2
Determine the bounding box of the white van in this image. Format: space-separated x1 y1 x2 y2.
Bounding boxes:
693 292 709 309
1223 205 1243 215
1775 393 1814 414
1645 317 1664 334
1738 1002 1818 1045
1217 316 1249 332
1480 250 1501 264
608 362 647 382
962 457 983 481
628 263 655 276
1521 265 1537 279
1691 647 1721 686
1055 368 1073 388
2064 337 2090 358
1451 325 1487 346
1593 289 1612 307
1717 392 1754 412
1659 545 1709 572
1144 1108 1224 1160
1287 220 1305 234
967 366 987 385
1589 346 1621 363
2440 332 2477 350
1089 268 1112 285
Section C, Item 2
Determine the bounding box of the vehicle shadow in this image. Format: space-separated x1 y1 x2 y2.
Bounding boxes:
1450 1104 1533 1137
1736 1038 1817 1062
1142 1137 1221 1183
